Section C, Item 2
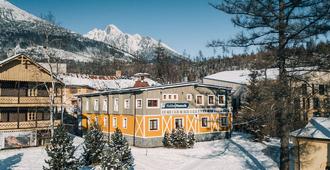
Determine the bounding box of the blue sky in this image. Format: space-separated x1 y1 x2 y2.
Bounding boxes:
10 0 240 57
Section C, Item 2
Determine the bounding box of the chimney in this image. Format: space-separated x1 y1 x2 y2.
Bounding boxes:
116 70 122 78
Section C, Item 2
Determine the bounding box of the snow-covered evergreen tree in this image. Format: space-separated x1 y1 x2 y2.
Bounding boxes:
187 131 196 148
43 125 78 170
81 122 105 166
101 128 134 169
162 131 172 147
170 128 188 148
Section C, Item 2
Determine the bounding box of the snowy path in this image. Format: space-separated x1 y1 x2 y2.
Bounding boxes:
0 133 279 170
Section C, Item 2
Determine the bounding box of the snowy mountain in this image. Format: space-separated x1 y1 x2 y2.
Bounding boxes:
84 24 179 56
0 0 133 61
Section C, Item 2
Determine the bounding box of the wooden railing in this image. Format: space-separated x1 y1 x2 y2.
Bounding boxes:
0 120 61 130
0 96 61 105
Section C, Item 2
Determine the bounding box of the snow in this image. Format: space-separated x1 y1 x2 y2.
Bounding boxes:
204 67 315 85
84 24 179 55
0 0 41 22
58 74 160 90
291 117 330 140
0 133 279 170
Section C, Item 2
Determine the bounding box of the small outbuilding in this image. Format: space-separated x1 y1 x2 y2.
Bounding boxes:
290 117 330 170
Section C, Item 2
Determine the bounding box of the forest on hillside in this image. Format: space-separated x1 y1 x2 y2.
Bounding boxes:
36 40 330 84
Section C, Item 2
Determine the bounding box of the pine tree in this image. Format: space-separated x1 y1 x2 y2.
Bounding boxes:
162 131 172 147
170 128 188 148
44 125 78 170
81 122 105 166
187 131 195 148
101 128 134 170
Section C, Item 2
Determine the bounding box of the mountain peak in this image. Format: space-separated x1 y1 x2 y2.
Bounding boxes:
84 24 178 55
0 0 40 22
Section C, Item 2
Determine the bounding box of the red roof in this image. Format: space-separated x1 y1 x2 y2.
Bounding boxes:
133 80 150 88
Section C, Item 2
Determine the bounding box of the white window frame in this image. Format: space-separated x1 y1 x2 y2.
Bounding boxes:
124 99 130 109
218 95 226 106
94 99 99 111
136 99 142 109
113 117 117 128
195 95 204 106
174 117 184 129
149 118 159 131
162 94 179 101
146 98 160 109
123 117 127 129
102 99 108 112
85 99 90 111
114 98 119 111
201 117 209 128
208 95 215 106
186 94 192 101
103 116 108 128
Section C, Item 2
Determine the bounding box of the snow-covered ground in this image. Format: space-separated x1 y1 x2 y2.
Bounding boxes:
0 133 279 170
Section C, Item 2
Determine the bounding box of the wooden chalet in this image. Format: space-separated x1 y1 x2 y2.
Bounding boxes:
0 54 63 149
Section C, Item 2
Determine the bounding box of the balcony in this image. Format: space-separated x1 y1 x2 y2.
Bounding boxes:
0 96 62 107
0 120 61 130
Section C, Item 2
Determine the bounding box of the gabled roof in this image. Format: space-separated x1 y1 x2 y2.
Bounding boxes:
291 117 330 141
0 54 64 84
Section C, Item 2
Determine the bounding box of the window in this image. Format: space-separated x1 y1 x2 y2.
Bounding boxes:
147 99 159 108
220 117 228 127
94 99 99 111
319 84 325 95
104 117 108 128
149 119 158 130
124 99 130 109
114 98 119 111
85 99 89 111
113 117 117 128
136 99 142 109
186 94 192 101
208 95 215 105
163 94 178 101
175 118 183 129
87 116 91 126
301 84 307 95
313 97 320 109
196 95 204 105
218 95 226 105
123 118 127 129
324 98 330 109
27 112 36 121
201 117 208 127
103 99 107 112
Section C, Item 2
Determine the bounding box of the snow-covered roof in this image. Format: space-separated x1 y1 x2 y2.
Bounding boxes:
204 67 317 85
77 82 232 97
204 69 278 84
58 73 160 90
291 117 330 140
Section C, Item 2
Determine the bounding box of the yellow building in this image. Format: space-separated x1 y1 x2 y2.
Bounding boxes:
291 117 330 170
78 82 233 147
0 54 63 149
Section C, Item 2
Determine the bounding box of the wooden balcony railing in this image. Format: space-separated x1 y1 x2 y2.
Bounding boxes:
0 96 61 105
0 120 61 130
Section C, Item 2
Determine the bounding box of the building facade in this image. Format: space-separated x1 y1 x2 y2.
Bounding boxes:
204 69 330 121
78 83 233 147
0 54 62 149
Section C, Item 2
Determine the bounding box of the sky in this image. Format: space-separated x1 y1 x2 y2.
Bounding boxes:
10 0 241 57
